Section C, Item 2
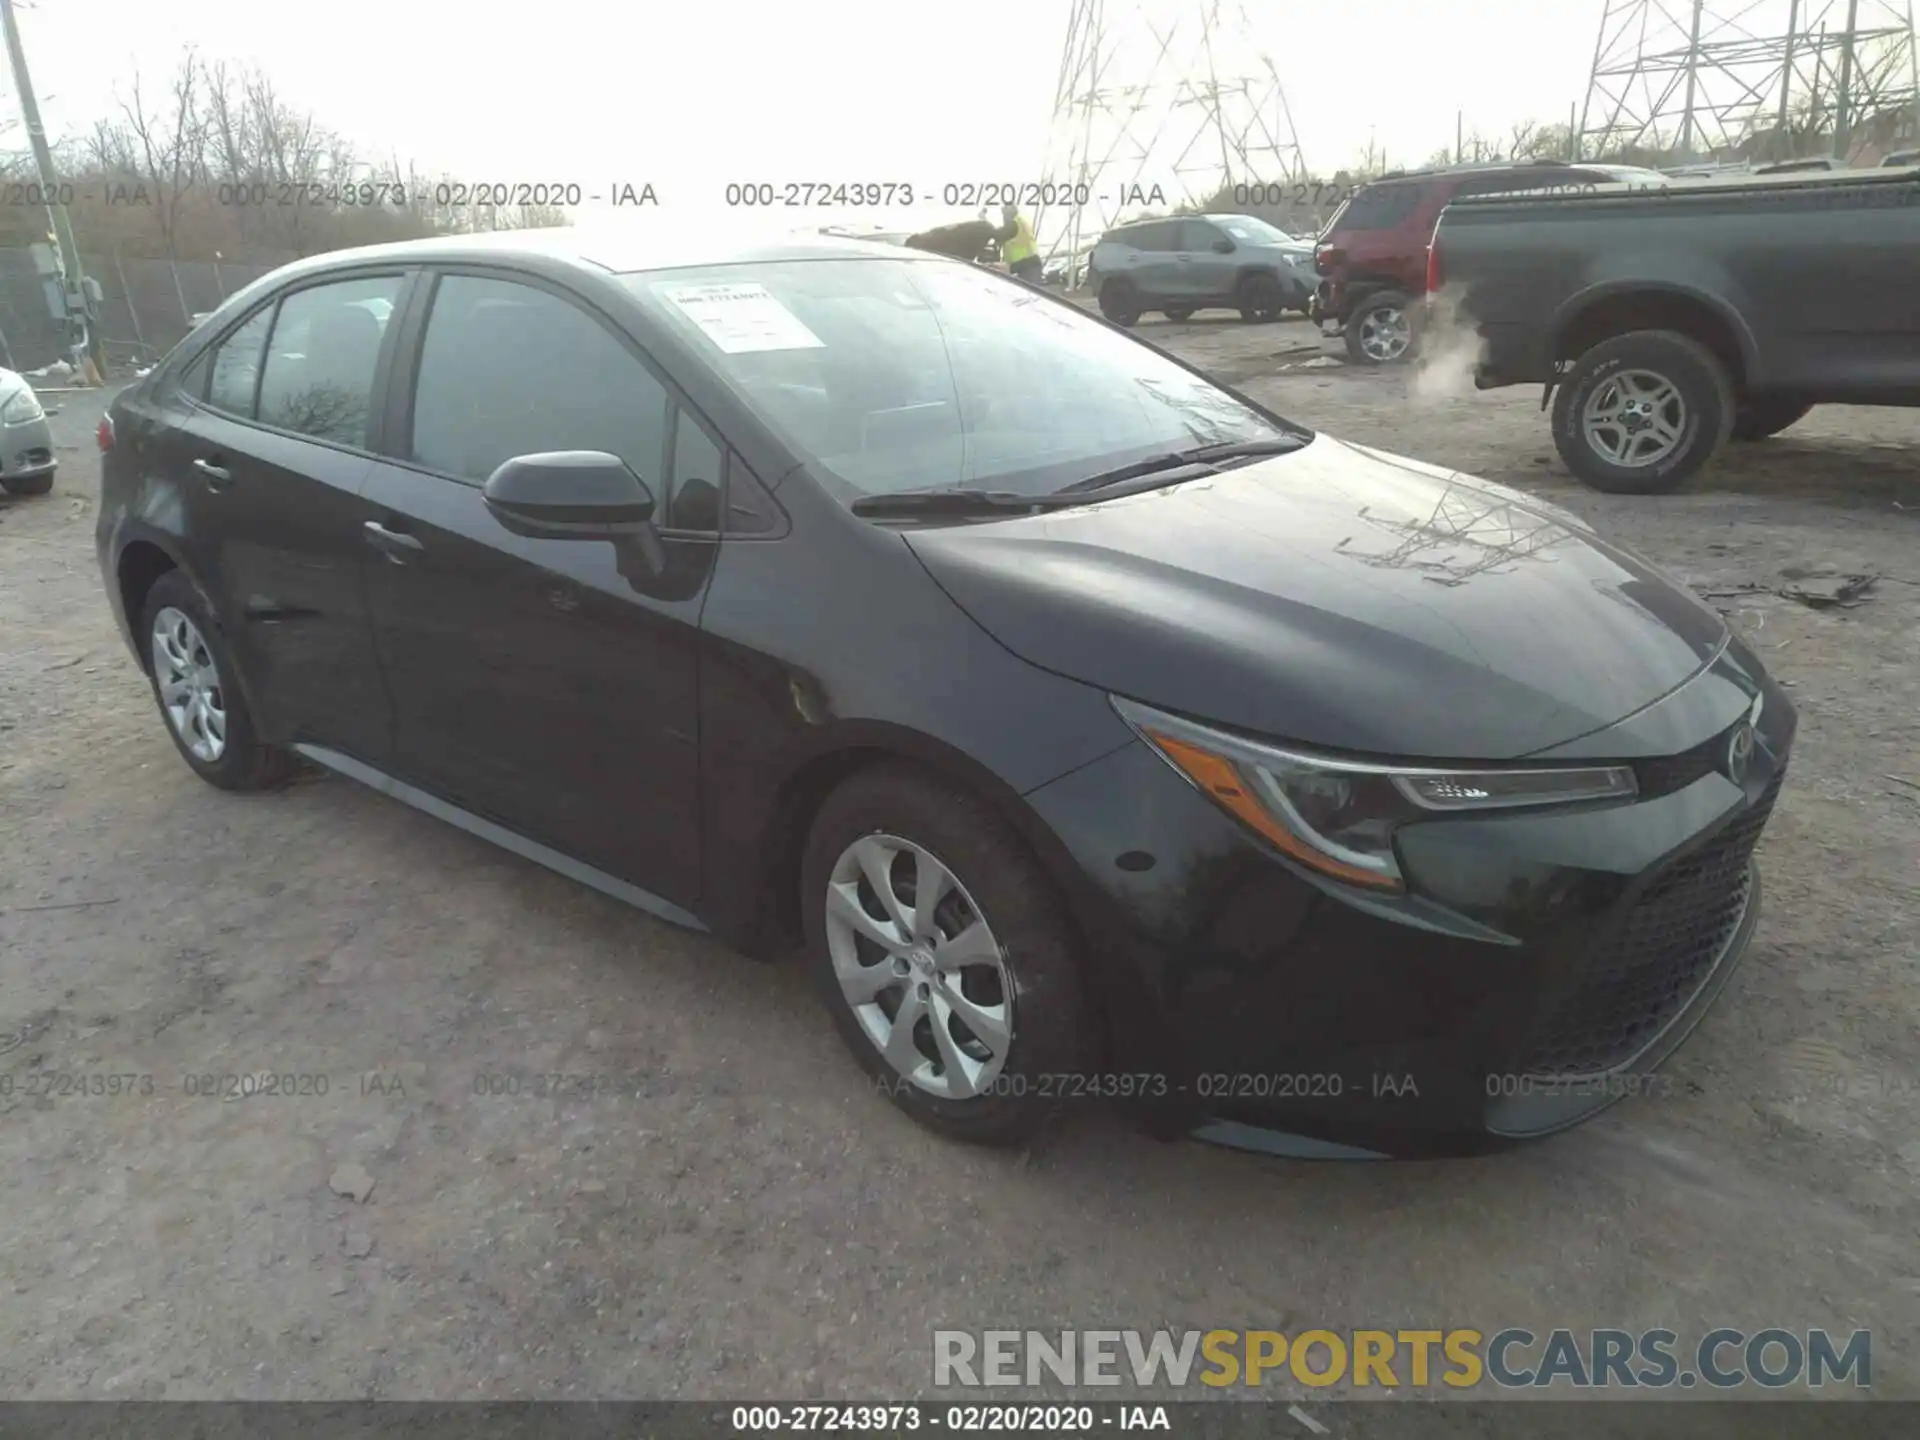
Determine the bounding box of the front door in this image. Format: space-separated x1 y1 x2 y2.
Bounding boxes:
159 272 408 764
360 270 717 906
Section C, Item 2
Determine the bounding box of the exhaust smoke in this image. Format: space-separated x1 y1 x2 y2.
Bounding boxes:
1410 285 1489 405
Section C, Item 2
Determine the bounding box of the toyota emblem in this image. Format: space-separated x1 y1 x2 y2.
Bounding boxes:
1726 722 1755 783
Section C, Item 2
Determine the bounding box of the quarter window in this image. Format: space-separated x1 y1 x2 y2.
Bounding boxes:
204 307 273 417
256 277 402 446
665 408 723 532
408 274 671 492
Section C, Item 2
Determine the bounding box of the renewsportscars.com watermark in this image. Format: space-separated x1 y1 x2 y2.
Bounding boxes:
934 1328 1871 1390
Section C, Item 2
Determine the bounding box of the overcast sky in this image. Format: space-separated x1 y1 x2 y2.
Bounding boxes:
6 0 1690 233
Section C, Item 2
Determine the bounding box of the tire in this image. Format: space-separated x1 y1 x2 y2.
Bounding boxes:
1163 306 1195 322
1097 280 1141 327
1550 330 1734 495
1344 291 1415 363
0 470 53 496
1731 393 1814 441
801 763 1087 1147
140 568 294 791
1236 273 1285 323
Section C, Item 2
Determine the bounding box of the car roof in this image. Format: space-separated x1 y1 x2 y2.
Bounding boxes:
249 225 928 288
1362 161 1595 187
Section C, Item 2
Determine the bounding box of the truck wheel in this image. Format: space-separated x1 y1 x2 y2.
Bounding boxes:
1098 280 1142 327
1731 393 1814 441
1236 274 1285 323
1344 291 1415 363
1552 330 1734 495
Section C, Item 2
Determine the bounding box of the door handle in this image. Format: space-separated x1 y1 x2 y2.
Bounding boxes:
192 457 232 489
363 520 424 563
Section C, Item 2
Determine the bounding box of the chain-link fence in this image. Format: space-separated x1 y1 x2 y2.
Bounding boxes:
0 248 292 375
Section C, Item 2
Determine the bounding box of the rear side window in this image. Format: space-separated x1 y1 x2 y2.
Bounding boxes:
1333 184 1422 231
256 276 403 447
204 307 273 417
1110 221 1178 252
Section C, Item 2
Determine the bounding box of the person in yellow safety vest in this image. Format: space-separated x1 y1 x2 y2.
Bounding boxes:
993 203 1043 283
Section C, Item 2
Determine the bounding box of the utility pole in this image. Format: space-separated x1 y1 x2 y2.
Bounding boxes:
0 0 103 381
1677 0 1707 159
1832 0 1862 159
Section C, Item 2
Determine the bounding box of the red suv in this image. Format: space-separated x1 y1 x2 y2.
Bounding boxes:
1313 162 1667 364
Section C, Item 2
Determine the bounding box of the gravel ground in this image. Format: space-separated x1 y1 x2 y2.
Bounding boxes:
1 322 1916 1431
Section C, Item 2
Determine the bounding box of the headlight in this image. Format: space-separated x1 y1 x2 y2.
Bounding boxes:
1 388 43 423
1111 697 1637 893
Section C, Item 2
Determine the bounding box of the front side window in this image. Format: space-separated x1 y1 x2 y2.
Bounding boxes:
1214 216 1288 245
204 307 274 417
256 276 402 446
627 258 1299 504
408 274 671 491
1178 221 1225 251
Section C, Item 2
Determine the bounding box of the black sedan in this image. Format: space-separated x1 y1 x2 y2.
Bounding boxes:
95 228 1794 1158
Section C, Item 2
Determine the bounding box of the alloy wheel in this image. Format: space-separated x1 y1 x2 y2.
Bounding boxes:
822 832 1013 1100
151 606 227 763
1357 306 1411 361
1582 369 1687 467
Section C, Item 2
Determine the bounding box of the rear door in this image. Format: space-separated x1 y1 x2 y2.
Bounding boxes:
157 271 408 764
358 267 717 905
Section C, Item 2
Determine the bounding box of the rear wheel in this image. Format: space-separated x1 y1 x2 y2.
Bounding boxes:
1550 330 1734 495
1344 291 1415 363
1730 393 1814 441
1098 280 1142 327
141 568 293 790
0 470 53 497
802 765 1086 1146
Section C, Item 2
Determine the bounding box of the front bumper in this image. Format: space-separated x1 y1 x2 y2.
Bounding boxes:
1022 646 1795 1158
0 409 55 481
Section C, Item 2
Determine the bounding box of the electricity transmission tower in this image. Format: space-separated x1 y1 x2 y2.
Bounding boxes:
1577 0 1920 163
1036 0 1308 268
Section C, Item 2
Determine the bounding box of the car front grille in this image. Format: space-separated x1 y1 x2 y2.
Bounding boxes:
1515 767 1784 1079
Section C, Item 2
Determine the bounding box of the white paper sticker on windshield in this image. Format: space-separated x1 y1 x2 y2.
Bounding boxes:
656 281 825 354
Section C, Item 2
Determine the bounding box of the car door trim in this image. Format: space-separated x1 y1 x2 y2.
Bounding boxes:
292 743 710 932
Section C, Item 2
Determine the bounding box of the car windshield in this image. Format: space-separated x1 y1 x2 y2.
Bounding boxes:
1214 216 1288 244
624 258 1300 503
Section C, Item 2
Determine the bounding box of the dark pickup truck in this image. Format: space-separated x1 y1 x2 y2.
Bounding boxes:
1430 169 1920 493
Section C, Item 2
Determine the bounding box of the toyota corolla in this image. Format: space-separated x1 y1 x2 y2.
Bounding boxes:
94 229 1794 1158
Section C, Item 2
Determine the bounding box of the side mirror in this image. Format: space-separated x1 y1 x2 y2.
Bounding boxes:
482 451 656 538
1211 238 1235 254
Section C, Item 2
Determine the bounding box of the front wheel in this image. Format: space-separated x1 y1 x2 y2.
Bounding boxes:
0 469 53 497
1550 330 1734 495
1731 393 1814 441
1236 274 1285 323
802 765 1087 1146
1344 291 1415 363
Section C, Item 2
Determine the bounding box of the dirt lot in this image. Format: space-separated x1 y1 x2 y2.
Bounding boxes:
1 320 1916 1427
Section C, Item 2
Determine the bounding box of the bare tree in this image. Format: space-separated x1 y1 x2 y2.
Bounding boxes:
118 53 207 323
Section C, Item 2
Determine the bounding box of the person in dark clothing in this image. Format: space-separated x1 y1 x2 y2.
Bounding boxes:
903 217 999 262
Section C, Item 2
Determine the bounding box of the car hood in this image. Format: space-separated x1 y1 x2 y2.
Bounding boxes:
903 437 1729 761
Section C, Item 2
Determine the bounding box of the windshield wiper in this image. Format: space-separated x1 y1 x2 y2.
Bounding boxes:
1053 435 1307 495
849 488 1079 519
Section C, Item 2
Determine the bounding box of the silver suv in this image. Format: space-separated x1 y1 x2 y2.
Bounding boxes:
1089 213 1317 327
